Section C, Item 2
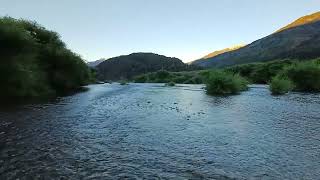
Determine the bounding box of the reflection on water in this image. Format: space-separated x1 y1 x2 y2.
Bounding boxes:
1 83 320 179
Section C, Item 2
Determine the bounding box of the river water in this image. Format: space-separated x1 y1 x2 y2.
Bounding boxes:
0 83 319 179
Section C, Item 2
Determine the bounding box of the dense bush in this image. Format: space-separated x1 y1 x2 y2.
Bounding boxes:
171 75 190 83
155 70 170 79
269 76 294 95
119 81 128 85
133 70 205 84
134 74 148 83
226 60 294 84
280 61 320 92
205 71 248 95
268 60 320 94
165 81 175 86
0 17 94 101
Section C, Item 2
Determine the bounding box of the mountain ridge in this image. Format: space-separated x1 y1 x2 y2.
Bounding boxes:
87 59 105 67
191 11 320 68
276 11 320 33
201 44 245 59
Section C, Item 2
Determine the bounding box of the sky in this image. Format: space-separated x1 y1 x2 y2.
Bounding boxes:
0 0 319 62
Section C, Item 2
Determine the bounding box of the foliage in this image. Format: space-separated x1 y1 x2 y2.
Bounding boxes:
134 59 320 95
165 81 175 86
133 70 206 84
155 70 170 79
133 58 320 94
205 70 248 95
269 76 294 95
134 74 148 83
226 60 294 84
0 17 94 101
227 59 320 94
119 81 128 85
282 61 320 92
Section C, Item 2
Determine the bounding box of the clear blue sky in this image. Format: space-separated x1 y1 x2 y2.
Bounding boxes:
0 0 319 62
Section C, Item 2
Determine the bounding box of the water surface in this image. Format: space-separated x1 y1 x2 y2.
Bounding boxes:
0 83 319 179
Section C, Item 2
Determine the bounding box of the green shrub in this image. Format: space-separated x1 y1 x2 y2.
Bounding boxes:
270 76 294 95
134 74 148 83
226 60 294 84
119 81 128 85
199 70 210 76
172 75 189 83
165 81 176 86
205 71 248 95
155 70 170 79
182 76 203 84
234 74 250 91
284 62 320 92
133 71 205 84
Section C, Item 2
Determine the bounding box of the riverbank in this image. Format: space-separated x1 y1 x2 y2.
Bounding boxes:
132 59 320 95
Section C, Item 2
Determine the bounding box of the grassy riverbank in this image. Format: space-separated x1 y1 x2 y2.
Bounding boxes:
133 59 320 95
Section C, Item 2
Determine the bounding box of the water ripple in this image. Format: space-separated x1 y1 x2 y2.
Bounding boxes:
0 84 319 179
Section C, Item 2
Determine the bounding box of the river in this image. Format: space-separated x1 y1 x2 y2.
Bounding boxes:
0 83 319 179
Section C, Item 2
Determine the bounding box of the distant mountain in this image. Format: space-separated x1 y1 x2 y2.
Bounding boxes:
202 45 245 59
195 44 245 62
191 11 320 68
87 59 105 67
96 53 200 80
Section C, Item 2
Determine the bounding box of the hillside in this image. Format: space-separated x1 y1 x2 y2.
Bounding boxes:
201 45 245 59
96 53 199 80
88 59 105 67
276 11 320 33
192 11 320 68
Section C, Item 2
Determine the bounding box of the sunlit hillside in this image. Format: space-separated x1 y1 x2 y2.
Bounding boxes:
276 11 320 33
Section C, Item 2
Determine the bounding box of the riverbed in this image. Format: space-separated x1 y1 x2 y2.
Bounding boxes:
0 83 319 179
